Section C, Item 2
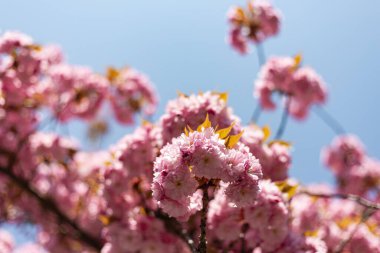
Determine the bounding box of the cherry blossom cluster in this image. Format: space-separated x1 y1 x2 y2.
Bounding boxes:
241 124 291 181
0 31 157 126
0 3 379 251
106 67 158 124
292 185 380 253
208 180 327 252
254 55 328 120
227 0 281 54
152 117 263 220
322 134 380 196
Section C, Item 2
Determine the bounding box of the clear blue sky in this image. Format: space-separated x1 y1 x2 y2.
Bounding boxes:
1 0 380 244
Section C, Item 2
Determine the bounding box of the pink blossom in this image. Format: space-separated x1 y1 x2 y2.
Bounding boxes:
0 230 14 253
254 56 327 120
159 91 241 144
108 67 158 124
227 1 281 54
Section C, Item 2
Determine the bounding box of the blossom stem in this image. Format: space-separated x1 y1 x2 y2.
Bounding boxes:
274 96 290 139
250 43 266 124
313 106 346 135
256 43 266 67
198 185 210 253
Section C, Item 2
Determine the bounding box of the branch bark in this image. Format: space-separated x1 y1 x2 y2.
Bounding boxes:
0 138 103 252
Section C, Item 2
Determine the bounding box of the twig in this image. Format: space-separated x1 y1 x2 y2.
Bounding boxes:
198 185 210 253
334 208 376 253
240 223 249 253
0 165 103 251
0 136 103 252
134 182 197 253
313 106 346 135
299 190 380 210
274 96 290 139
249 43 266 124
256 43 266 67
153 209 197 253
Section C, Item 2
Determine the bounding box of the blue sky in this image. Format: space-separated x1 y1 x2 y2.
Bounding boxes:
1 0 380 244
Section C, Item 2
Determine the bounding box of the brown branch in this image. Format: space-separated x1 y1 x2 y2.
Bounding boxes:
299 189 380 210
153 209 197 253
198 185 210 253
0 136 103 252
0 165 103 251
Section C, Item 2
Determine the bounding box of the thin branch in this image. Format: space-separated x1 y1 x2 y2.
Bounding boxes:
299 190 380 210
135 183 197 253
274 96 290 139
334 208 376 253
313 106 346 135
250 104 262 124
249 43 266 124
0 136 103 252
198 185 210 253
153 209 197 253
240 223 249 253
256 43 266 67
0 165 103 251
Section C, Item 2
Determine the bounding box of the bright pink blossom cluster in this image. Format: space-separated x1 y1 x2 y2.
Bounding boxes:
322 134 380 196
254 56 328 120
227 0 281 54
152 124 262 220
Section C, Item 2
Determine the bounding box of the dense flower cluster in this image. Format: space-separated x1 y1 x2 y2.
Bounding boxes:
254 56 327 120
227 0 281 54
241 124 291 181
0 31 157 127
322 135 380 196
111 122 162 183
208 180 327 252
153 117 262 220
0 1 379 251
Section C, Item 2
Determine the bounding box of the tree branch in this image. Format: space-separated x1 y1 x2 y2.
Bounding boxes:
299 189 380 210
153 209 197 253
198 185 210 253
274 96 290 139
333 208 376 253
0 137 103 252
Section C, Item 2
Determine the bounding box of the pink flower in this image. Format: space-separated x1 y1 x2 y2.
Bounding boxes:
153 125 262 219
0 230 14 253
46 64 108 121
159 91 241 144
322 134 366 175
227 1 281 54
254 56 328 120
107 67 158 125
